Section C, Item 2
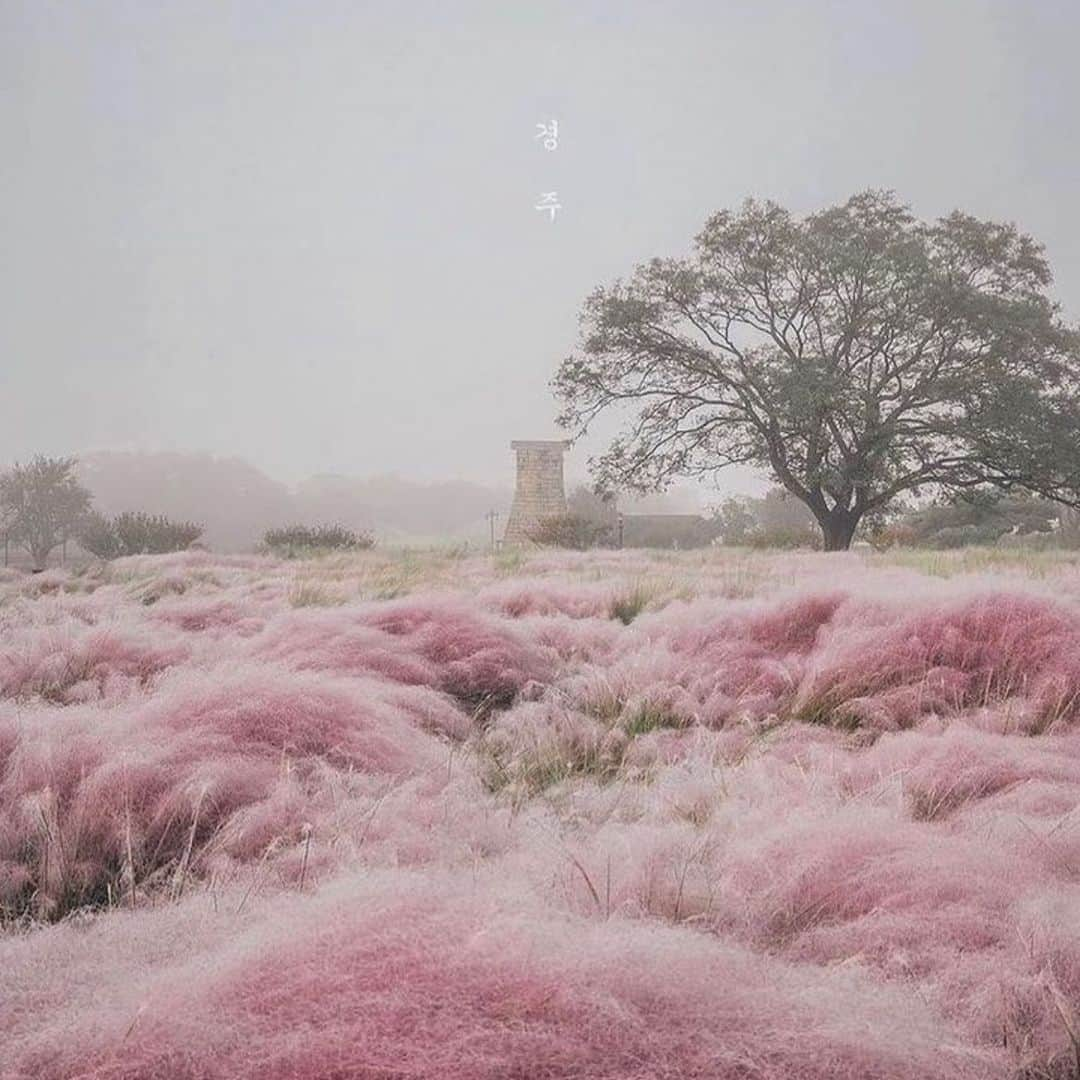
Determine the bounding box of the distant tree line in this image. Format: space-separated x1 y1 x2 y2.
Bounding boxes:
0 455 381 571
7 455 1073 564
0 456 204 570
710 486 1080 550
712 489 822 549
76 451 497 552
880 492 1075 550
528 481 1080 553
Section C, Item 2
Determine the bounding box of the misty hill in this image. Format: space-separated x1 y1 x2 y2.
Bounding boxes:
73 452 707 553
76 452 511 551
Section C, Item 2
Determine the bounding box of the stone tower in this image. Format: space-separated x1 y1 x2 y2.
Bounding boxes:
503 440 570 545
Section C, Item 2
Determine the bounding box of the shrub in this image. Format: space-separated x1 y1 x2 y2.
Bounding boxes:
889 493 1058 550
713 489 821 549
263 524 375 557
608 583 654 624
116 512 203 554
746 523 823 550
76 511 124 559
528 514 612 550
78 511 203 558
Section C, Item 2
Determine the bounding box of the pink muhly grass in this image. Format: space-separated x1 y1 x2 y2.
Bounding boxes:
7 553 1080 1075
657 592 847 657
835 725 1080 821
0 623 190 705
794 592 1080 731
553 594 847 731
478 578 618 619
0 664 449 919
493 613 625 673
143 664 447 770
0 870 999 1080
480 701 622 795
250 598 552 710
357 596 553 708
150 595 268 637
249 608 444 686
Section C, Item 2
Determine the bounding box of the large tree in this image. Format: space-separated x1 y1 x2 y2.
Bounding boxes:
554 191 1080 550
0 456 92 570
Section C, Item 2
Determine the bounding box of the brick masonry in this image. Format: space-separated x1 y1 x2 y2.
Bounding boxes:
503 440 570 545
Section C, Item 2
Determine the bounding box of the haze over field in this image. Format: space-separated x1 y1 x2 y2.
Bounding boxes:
7 5 1080 1079
68 450 703 550
3 1 1079 493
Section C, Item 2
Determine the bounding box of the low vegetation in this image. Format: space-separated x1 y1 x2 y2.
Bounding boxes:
262 523 375 557
713 487 822 549
4 546 1080 1077
527 512 612 550
78 510 204 558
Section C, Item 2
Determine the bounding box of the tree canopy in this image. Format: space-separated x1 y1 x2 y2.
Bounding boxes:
554 191 1080 549
0 456 92 569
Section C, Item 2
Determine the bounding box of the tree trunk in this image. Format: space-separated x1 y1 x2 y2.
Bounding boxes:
820 512 859 552
30 540 52 572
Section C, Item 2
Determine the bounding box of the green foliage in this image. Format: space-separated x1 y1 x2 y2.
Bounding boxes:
527 513 613 550
713 488 821 549
493 547 526 574
263 523 375 557
883 492 1058 550
481 737 620 797
0 456 93 570
609 583 654 624
621 703 687 737
115 512 203 555
76 511 124 559
566 485 619 536
287 580 346 608
555 190 1080 551
619 514 720 549
711 498 757 546
78 511 204 558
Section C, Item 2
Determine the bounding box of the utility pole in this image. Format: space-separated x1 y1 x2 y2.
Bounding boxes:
485 509 500 552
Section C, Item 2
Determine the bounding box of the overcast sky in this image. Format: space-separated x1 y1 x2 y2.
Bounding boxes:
2 0 1078 493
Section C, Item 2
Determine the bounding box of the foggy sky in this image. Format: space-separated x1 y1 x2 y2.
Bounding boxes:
3 0 1078 494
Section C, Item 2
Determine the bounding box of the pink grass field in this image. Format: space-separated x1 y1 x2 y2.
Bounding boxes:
4 546 1080 1078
